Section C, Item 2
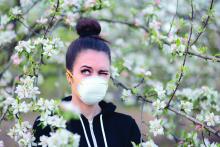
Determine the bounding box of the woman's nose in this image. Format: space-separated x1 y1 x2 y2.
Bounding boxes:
93 72 99 76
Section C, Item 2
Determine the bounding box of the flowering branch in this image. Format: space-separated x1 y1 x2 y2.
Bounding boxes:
98 18 149 32
166 0 194 107
190 0 214 46
98 0 218 64
186 51 220 62
110 76 220 138
167 0 179 35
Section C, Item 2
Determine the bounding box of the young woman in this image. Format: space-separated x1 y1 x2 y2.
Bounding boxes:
33 17 141 147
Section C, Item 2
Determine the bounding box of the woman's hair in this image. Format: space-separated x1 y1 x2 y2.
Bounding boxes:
66 17 111 71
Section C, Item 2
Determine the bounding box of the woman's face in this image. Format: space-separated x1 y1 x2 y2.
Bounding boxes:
66 49 111 97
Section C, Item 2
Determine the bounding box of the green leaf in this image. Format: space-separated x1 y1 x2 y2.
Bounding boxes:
131 88 138 95
198 46 207 54
214 53 220 57
176 38 181 47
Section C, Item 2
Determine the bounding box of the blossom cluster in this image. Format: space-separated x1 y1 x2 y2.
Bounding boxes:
39 129 80 147
7 121 36 147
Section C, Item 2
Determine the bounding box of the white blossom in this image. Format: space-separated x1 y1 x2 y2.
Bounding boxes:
121 89 132 99
0 31 16 46
15 76 40 99
33 37 49 45
204 112 220 127
154 84 166 99
34 98 59 114
180 101 193 114
11 7 22 16
0 70 12 86
15 40 35 53
39 129 80 147
133 66 152 76
65 12 78 27
110 66 120 78
152 99 166 114
8 121 36 147
11 101 32 115
141 139 158 147
84 0 97 9
39 114 66 128
200 138 218 147
149 20 161 32
51 38 65 50
120 89 136 105
33 37 63 57
1 89 16 108
36 17 48 25
0 15 10 26
43 44 58 57
123 59 133 70
149 119 164 136
62 0 79 7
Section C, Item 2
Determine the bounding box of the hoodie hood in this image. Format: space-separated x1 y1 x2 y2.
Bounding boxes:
61 95 117 116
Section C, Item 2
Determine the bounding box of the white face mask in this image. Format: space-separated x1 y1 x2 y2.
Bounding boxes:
67 70 109 105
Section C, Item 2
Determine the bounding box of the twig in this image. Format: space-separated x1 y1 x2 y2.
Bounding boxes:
23 0 42 15
167 0 179 35
98 18 149 32
166 0 194 107
17 19 40 35
186 51 220 62
33 0 60 87
140 99 145 146
190 0 214 46
134 78 145 88
43 0 60 38
0 106 8 123
0 60 12 79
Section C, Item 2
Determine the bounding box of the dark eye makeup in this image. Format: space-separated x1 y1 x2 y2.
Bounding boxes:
81 69 90 74
81 69 108 75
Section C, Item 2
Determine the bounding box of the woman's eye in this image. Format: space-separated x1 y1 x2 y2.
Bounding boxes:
100 73 108 75
81 69 90 75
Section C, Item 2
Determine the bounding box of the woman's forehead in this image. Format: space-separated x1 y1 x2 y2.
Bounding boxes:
74 49 110 70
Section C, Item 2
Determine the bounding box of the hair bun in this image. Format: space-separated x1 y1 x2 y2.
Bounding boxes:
76 17 101 37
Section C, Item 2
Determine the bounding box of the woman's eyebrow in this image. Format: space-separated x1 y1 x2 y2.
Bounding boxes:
80 65 109 72
80 65 92 69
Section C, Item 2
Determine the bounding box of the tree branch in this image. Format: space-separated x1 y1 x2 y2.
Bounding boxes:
190 0 214 46
166 0 194 107
110 76 220 138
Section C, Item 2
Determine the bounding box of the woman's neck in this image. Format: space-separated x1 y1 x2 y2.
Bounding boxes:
71 93 101 121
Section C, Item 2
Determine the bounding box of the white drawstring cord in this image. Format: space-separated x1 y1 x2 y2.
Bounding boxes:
79 114 108 147
79 116 92 147
100 114 108 147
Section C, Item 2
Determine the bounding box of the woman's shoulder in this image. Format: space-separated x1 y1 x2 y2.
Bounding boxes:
109 111 141 146
109 111 139 127
112 111 135 120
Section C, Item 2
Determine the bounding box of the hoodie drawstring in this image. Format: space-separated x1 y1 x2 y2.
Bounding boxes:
79 114 108 147
100 114 108 147
79 116 92 147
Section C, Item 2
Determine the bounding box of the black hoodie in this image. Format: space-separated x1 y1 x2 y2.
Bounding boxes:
33 95 141 147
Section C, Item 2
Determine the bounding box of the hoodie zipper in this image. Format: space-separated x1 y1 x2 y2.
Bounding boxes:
89 119 98 147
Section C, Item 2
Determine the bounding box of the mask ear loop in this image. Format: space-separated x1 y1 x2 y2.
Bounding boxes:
66 69 81 98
